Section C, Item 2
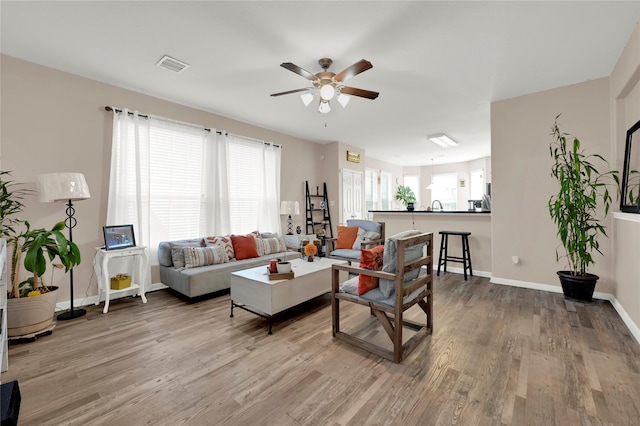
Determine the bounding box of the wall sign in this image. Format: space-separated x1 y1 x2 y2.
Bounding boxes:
347 151 360 163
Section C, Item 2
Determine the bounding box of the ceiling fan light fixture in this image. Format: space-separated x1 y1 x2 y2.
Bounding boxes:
318 100 331 114
300 92 314 107
320 83 335 100
428 133 458 148
338 93 351 108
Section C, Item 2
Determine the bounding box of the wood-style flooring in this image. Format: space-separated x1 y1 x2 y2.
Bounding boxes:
2 273 640 425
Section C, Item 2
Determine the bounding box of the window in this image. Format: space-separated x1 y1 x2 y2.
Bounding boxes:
380 172 392 210
403 175 420 207
365 169 377 214
470 169 484 200
108 110 281 260
431 173 458 210
365 169 393 214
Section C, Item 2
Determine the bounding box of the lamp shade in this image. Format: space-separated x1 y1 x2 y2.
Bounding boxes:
37 173 91 202
280 201 300 216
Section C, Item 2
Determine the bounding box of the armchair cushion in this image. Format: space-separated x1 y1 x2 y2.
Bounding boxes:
379 230 426 298
335 226 359 249
330 248 361 261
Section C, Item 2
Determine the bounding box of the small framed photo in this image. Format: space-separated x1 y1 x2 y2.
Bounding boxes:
319 201 326 210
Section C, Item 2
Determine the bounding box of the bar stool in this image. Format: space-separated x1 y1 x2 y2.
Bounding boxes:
437 231 473 280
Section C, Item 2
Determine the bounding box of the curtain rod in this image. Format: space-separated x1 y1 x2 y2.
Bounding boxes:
105 106 214 133
104 106 280 147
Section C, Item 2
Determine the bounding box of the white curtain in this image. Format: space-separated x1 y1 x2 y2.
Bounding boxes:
107 109 151 247
202 130 231 236
108 110 282 262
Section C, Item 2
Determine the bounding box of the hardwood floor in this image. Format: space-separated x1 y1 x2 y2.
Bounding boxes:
2 273 639 425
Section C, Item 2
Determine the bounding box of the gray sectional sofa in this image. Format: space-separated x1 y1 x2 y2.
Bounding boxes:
158 235 297 299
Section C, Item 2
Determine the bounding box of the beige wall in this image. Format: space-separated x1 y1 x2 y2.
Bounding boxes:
611 22 640 331
491 78 612 290
491 20 640 340
1 55 321 301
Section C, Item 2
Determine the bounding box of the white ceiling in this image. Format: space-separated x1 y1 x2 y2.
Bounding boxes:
1 1 639 166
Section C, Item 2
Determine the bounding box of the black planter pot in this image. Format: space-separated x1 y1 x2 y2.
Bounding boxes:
406 202 415 211
557 271 599 302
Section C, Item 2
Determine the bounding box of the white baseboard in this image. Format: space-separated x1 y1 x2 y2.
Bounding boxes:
438 266 491 279
55 282 168 312
491 276 640 345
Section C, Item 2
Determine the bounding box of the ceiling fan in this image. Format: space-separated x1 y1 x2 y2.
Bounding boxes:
270 58 379 114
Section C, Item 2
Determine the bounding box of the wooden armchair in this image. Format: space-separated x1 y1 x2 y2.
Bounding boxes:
327 219 385 264
331 230 433 363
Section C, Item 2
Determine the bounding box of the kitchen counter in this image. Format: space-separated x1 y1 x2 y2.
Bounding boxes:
371 210 491 276
369 210 490 215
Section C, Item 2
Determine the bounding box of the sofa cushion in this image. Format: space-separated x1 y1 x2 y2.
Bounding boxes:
231 234 260 260
256 237 287 256
358 245 384 295
183 246 229 268
335 226 359 249
205 235 235 260
170 241 203 268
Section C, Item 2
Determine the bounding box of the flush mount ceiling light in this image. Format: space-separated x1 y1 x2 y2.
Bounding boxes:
428 133 458 148
272 58 379 114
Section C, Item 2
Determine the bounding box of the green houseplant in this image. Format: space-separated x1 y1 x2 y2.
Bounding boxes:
396 185 417 211
548 116 619 302
1 171 81 336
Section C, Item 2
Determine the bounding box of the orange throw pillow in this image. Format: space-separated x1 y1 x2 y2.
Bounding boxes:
335 226 359 249
231 234 259 260
358 245 384 295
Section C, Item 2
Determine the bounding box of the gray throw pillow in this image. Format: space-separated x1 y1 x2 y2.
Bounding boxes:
170 241 202 268
379 230 426 298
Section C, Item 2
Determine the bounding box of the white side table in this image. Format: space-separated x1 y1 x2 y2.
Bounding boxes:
93 246 149 313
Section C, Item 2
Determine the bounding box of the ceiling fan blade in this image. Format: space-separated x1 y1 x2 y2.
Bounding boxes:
340 86 379 100
334 59 373 82
270 87 313 97
280 63 320 82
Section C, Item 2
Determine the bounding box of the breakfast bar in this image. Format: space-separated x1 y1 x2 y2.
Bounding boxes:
370 210 492 277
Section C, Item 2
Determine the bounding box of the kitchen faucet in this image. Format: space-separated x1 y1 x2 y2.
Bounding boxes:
432 200 443 211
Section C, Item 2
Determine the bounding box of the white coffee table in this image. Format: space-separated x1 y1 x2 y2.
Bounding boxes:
230 257 345 334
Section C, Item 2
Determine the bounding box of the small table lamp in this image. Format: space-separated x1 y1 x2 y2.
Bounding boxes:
37 172 90 321
280 201 300 235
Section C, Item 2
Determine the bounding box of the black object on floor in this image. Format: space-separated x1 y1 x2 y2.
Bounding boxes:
437 231 473 280
1 380 21 426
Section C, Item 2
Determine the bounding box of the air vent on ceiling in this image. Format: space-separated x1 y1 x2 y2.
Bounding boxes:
156 55 189 73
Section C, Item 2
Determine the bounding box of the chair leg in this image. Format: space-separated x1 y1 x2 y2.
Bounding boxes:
461 235 468 280
437 233 447 276
464 235 473 277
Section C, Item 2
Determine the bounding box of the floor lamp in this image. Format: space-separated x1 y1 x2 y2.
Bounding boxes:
37 173 91 321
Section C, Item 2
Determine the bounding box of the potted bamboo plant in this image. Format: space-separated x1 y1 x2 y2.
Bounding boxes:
1 171 80 336
396 185 417 211
548 116 619 302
